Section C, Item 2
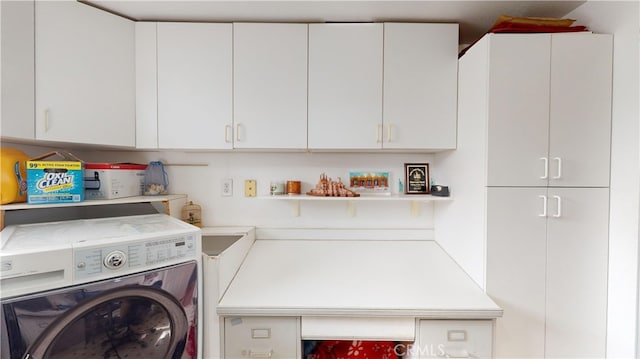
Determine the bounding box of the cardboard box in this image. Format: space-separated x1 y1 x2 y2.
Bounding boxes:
27 159 84 204
84 163 147 200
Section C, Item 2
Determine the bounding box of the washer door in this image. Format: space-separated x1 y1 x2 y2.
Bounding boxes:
23 286 188 359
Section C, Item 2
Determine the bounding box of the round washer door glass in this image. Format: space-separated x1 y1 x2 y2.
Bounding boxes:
24 286 188 359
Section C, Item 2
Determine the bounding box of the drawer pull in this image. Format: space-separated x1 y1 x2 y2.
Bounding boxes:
249 350 273 358
251 328 271 339
442 348 470 358
447 329 467 342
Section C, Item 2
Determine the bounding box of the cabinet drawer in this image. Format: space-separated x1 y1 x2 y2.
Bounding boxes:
418 320 493 359
224 317 300 358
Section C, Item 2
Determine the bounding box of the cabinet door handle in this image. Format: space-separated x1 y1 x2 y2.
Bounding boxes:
386 124 392 143
376 124 382 143
538 195 548 217
553 157 562 179
235 124 243 142
224 125 232 143
553 195 562 218
539 157 548 179
44 109 50 132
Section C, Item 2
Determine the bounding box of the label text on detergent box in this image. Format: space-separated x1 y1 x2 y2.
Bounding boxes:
37 172 75 192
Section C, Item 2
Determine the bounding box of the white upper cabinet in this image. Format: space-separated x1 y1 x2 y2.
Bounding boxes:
135 22 158 149
382 23 458 150
157 22 233 150
307 23 458 151
233 23 308 149
486 33 612 187
308 23 384 150
548 34 612 187
1 0 34 140
35 1 135 147
486 34 551 187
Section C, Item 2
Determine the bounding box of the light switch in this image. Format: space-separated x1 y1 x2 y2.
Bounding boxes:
244 179 256 197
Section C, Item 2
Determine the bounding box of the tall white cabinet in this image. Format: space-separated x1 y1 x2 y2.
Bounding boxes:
435 32 612 359
486 34 612 187
34 1 135 147
486 187 609 358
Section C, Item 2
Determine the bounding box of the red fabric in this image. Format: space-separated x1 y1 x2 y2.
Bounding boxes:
489 22 588 33
308 340 398 359
459 23 589 58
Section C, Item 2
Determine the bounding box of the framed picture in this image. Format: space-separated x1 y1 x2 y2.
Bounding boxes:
349 171 391 195
404 163 430 194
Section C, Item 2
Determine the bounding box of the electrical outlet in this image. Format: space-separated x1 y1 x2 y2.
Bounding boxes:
244 179 256 197
222 178 233 197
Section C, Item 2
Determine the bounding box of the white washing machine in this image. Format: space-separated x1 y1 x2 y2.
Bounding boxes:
0 213 202 359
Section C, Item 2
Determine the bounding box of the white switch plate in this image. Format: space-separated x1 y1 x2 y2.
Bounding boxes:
222 178 233 196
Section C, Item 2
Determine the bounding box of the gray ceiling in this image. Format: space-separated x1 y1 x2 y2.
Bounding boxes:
84 1 586 44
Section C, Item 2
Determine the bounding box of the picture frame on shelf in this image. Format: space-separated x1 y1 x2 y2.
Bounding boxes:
404 163 430 194
348 171 391 195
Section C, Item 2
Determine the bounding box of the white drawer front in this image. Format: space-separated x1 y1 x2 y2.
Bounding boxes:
224 317 300 358
418 320 493 358
301 316 415 341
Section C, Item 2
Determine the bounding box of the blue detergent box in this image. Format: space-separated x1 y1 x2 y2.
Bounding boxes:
26 160 84 204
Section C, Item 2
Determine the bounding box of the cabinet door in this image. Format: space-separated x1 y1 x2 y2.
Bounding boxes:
135 22 158 149
233 23 307 149
545 187 609 358
157 23 232 149
308 23 383 149
224 317 300 359
383 23 458 150
35 1 135 147
1 0 34 140
486 187 547 358
549 34 613 187
486 34 551 187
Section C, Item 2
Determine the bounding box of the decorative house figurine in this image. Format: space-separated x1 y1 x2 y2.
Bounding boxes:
307 173 360 197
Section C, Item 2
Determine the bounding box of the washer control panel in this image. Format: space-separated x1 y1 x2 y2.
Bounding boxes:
74 235 197 280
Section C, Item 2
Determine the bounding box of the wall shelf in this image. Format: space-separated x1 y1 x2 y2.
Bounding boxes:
258 194 451 217
0 194 187 229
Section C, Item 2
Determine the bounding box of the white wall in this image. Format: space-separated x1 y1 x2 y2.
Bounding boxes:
65 149 440 231
567 2 640 358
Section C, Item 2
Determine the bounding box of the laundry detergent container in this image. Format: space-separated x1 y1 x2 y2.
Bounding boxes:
0 147 29 204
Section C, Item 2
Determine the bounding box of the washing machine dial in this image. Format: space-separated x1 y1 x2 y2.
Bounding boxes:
104 250 127 270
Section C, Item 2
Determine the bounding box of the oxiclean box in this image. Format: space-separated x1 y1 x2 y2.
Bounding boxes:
84 163 147 200
27 160 84 204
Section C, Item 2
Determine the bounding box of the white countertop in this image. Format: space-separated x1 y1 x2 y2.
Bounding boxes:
217 239 502 319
